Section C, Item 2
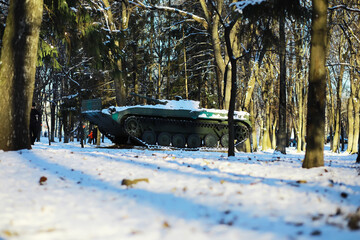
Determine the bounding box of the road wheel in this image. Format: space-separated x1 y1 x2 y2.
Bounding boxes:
124 116 141 138
221 134 229 147
142 131 156 145
204 134 218 148
158 132 171 146
187 134 201 148
172 134 186 148
235 125 249 144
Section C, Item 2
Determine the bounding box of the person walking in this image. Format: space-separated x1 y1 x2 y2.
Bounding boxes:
88 130 94 144
30 102 40 145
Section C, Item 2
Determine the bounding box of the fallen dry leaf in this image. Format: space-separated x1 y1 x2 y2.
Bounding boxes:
163 221 171 228
121 178 149 188
3 230 19 237
347 208 360 230
39 176 47 185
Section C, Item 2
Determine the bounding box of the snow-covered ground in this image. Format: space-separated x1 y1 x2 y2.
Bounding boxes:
1 138 359 240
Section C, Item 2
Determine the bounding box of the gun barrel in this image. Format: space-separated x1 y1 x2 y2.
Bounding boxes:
130 93 167 105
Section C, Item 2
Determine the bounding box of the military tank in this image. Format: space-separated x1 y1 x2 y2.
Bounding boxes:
82 94 251 149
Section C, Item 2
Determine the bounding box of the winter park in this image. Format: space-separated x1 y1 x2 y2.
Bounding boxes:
1 0 360 240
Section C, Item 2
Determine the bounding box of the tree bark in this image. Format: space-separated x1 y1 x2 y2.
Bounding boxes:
303 0 328 168
295 50 304 152
346 96 354 153
224 22 237 156
0 0 43 151
262 96 272 150
277 14 287 154
332 59 344 153
243 62 258 111
352 86 360 154
261 61 273 151
327 69 335 150
271 117 277 150
350 56 360 154
293 21 306 152
50 77 57 142
250 99 257 152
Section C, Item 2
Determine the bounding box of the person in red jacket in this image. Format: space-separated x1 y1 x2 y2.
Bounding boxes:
88 130 94 144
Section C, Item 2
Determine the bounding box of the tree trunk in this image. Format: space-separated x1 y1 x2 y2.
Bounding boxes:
287 55 294 148
301 99 307 151
277 14 287 154
350 56 360 154
50 102 56 142
341 122 345 152
211 1 225 109
258 118 263 148
352 87 360 154
346 97 354 153
327 69 335 150
250 99 257 152
294 22 305 152
183 28 189 99
96 127 101 146
332 62 344 153
132 42 139 101
199 0 234 110
0 0 43 151
243 61 258 111
271 118 277 150
70 112 74 142
113 58 127 106
262 62 273 150
296 83 305 152
262 100 272 150
303 0 328 168
63 110 69 143
224 23 237 156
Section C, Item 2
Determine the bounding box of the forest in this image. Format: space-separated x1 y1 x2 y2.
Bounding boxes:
0 0 359 166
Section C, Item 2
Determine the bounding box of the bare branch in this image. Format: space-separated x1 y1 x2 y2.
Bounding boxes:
328 5 360 13
342 20 360 45
130 0 208 30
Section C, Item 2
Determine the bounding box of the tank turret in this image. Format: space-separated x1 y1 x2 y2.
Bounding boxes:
82 95 251 150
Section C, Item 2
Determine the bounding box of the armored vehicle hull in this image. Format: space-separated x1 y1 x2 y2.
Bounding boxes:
82 97 251 149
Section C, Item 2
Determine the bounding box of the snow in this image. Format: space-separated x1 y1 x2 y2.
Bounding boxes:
1 138 360 240
102 100 250 120
70 7 78 13
231 0 267 14
105 99 200 112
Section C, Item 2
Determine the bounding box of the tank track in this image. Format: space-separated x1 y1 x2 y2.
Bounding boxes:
123 115 250 151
